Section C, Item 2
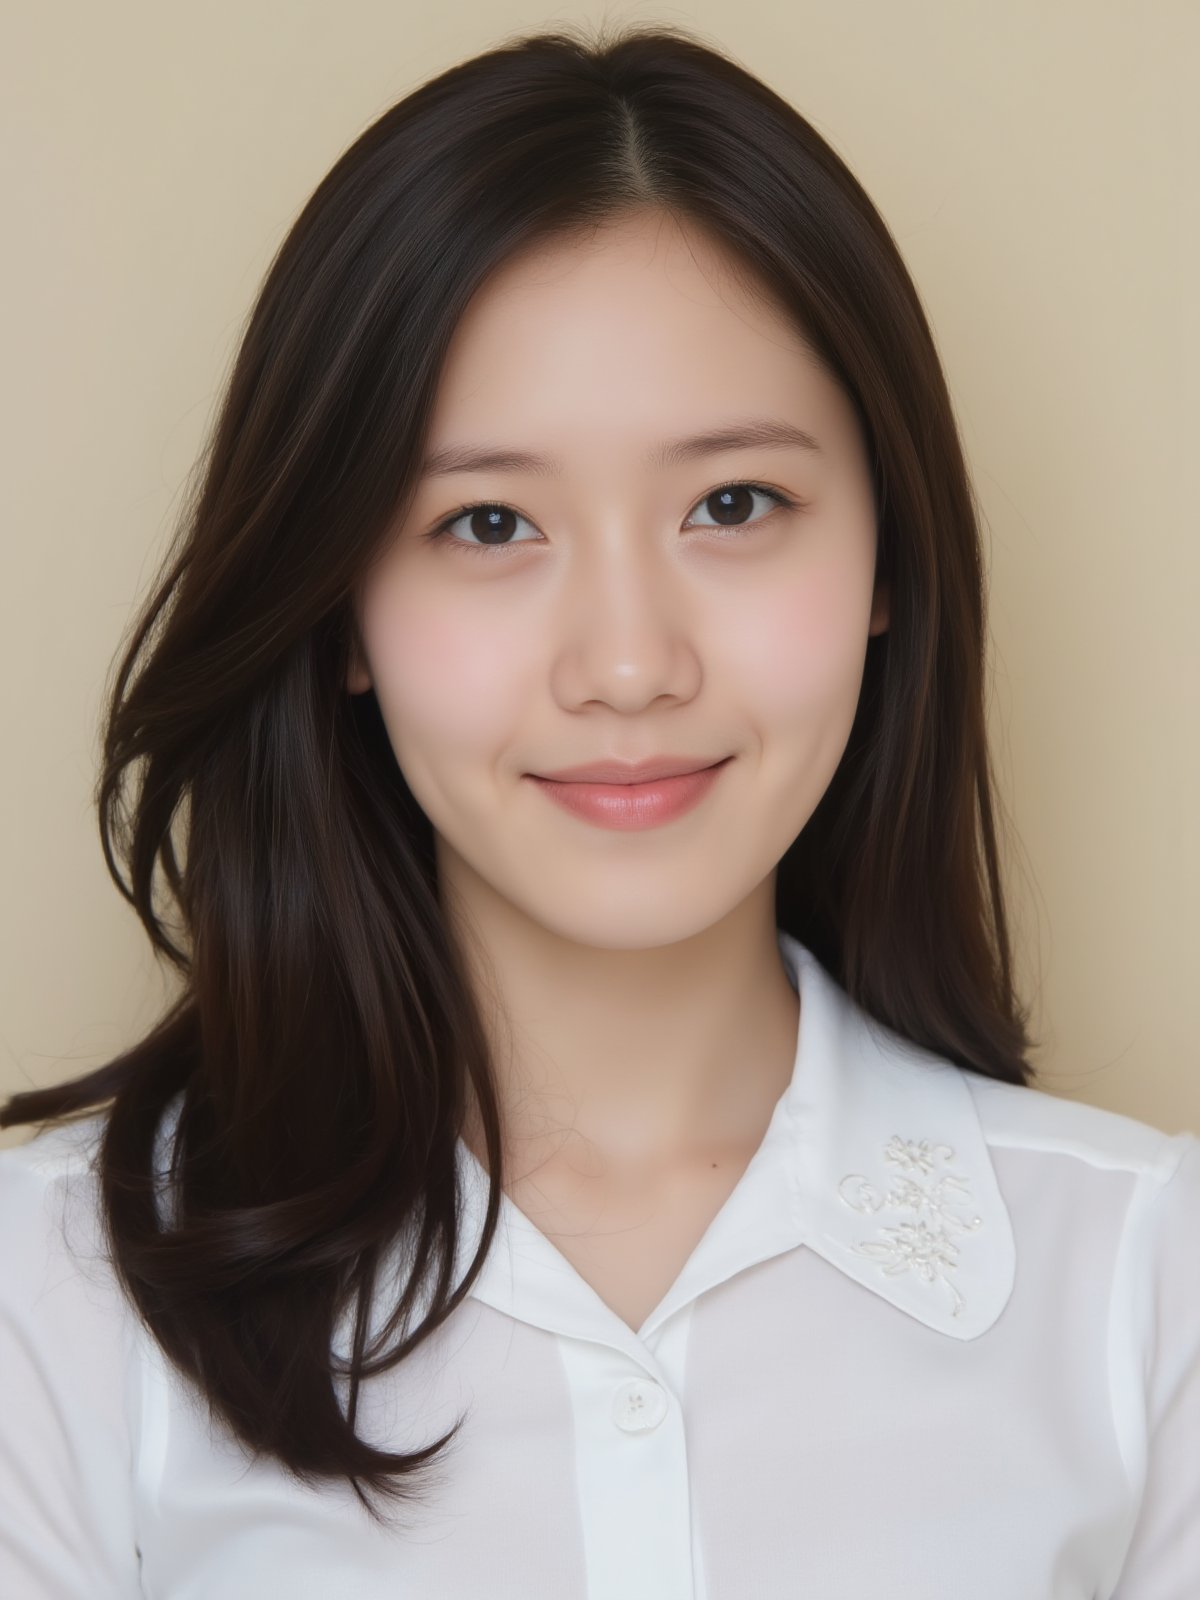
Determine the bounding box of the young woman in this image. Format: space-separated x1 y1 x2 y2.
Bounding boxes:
1 21 1195 1599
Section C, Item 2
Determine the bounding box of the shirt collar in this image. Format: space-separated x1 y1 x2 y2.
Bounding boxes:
773 930 1015 1341
449 929 1015 1352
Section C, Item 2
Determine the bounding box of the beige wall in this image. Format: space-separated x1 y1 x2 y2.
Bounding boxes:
3 1 1196 1148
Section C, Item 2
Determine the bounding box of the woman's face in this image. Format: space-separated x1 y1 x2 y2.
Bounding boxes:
349 208 887 950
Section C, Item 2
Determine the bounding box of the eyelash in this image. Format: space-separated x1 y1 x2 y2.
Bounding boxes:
423 480 803 558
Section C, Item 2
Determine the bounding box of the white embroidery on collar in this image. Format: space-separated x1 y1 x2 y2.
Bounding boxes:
836 1136 984 1318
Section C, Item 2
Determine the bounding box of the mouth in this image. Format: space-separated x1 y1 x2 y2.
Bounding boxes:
529 755 732 785
524 757 733 831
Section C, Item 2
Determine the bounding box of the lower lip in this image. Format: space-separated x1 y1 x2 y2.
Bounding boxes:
526 758 732 830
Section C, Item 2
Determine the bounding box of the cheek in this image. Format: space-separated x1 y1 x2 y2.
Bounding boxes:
360 581 526 759
726 557 872 727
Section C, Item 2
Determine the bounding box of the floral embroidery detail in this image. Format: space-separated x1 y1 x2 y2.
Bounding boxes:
836 1136 983 1317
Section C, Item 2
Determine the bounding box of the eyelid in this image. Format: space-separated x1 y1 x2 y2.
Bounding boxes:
424 479 804 552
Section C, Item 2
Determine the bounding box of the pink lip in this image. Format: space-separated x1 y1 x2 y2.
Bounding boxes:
533 754 729 783
526 757 732 830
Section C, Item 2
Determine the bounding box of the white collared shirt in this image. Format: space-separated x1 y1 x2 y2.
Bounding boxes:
1 930 1197 1598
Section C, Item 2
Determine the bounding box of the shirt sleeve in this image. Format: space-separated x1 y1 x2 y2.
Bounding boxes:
1109 1130 1200 1598
0 1124 146 1599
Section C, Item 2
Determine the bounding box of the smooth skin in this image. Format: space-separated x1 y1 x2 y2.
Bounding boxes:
347 208 888 1319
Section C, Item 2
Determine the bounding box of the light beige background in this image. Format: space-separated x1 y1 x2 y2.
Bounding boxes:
2 1 1197 1148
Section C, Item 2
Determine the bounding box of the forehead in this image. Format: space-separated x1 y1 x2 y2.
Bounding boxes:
424 209 855 462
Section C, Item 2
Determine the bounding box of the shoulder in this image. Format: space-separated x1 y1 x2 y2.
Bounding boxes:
960 1069 1200 1339
0 1106 138 1397
842 988 1199 1339
843 969 1195 1228
0 1115 156 1592
961 1068 1197 1188
0 1111 133 1348
0 1110 110 1181
0 1111 112 1256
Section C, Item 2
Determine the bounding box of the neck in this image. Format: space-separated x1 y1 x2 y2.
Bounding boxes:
450 891 800 1181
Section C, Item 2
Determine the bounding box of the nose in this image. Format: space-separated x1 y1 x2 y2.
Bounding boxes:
548 531 704 715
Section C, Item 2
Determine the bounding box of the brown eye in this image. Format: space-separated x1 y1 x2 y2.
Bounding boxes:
686 483 795 529
427 480 799 559
706 486 756 524
428 503 540 553
462 507 523 546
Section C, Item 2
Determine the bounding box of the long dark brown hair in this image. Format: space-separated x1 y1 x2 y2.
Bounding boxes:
2 19 1035 1523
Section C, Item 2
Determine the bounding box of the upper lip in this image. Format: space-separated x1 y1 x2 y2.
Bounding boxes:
530 754 730 784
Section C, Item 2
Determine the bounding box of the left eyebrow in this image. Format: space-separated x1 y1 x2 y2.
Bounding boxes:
418 418 824 479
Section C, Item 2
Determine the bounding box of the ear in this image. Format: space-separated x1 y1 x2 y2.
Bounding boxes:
868 579 890 636
346 641 372 695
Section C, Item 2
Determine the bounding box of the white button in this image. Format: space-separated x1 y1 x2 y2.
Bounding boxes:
612 1377 668 1433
